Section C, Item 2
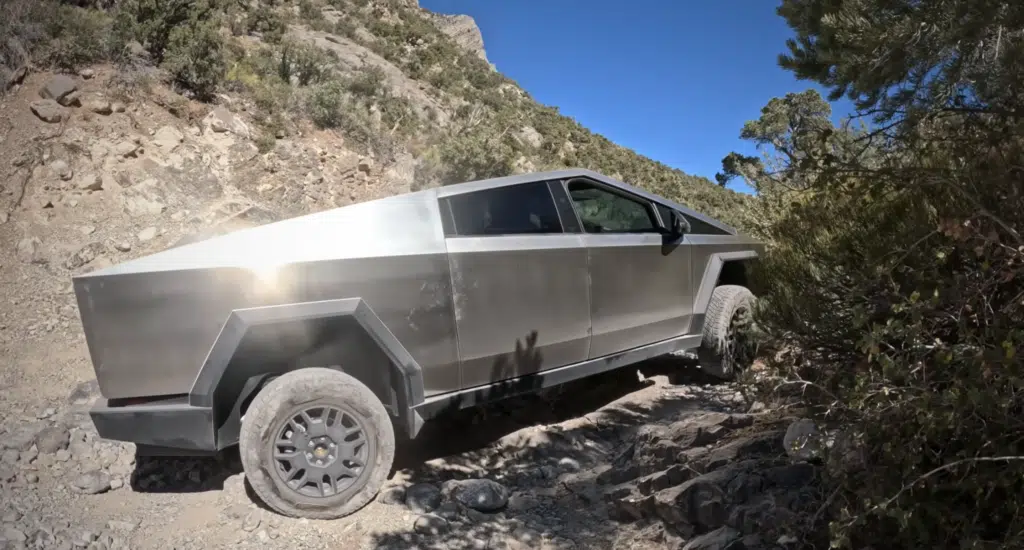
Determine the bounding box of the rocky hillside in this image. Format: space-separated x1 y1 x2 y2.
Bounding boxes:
0 2 819 550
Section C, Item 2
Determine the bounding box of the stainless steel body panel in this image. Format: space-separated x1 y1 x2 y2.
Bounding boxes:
74 168 762 414
583 233 693 358
74 191 461 399
446 235 591 388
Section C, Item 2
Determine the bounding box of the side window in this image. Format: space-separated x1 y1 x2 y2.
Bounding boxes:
685 215 729 235
444 181 563 237
566 179 658 234
655 202 730 235
654 203 677 229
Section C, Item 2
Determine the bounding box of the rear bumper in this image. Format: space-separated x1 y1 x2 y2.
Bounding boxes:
89 396 216 453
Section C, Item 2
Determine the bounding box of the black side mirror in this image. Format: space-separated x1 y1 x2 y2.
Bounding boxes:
667 210 688 239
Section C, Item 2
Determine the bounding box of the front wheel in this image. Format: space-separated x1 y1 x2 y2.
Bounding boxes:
697 285 759 380
239 367 395 519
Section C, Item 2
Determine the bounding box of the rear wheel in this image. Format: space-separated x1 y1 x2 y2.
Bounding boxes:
239 367 395 519
698 285 758 380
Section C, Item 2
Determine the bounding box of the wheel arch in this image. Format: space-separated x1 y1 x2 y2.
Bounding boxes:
690 250 760 333
188 298 426 451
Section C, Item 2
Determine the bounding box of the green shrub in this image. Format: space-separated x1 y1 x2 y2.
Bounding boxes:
162 18 226 100
252 78 293 114
298 0 322 22
726 2 1024 548
254 131 277 153
113 0 217 62
279 41 335 87
333 18 357 39
378 94 418 136
46 5 116 71
344 66 386 97
432 125 518 185
246 4 286 44
1 0 49 71
306 78 345 128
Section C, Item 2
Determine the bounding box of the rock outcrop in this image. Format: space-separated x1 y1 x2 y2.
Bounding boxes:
429 13 490 63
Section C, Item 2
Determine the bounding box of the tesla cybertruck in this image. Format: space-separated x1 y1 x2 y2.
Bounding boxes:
73 169 763 518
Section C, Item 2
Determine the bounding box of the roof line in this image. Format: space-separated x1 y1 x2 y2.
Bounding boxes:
436 168 738 235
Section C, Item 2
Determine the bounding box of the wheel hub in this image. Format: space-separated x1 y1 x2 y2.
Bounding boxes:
270 405 370 499
305 436 338 467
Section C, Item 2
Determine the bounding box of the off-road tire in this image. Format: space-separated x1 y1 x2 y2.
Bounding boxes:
698 284 758 380
239 367 395 519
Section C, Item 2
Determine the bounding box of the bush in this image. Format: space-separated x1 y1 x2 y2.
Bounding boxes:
344 66 386 97
433 125 518 185
46 5 116 71
162 18 226 100
113 0 216 62
378 94 418 136
298 0 322 22
306 78 345 128
333 18 358 39
246 4 286 44
730 2 1024 548
279 40 335 87
254 131 277 153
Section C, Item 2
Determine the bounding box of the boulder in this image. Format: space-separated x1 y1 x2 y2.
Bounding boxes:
39 75 78 104
405 483 442 513
30 100 64 123
152 125 184 150
77 173 103 191
203 107 249 138
65 242 106 270
681 527 741 550
50 159 73 181
114 141 141 158
137 227 158 242
442 479 509 512
4 65 27 91
86 99 113 115
16 237 46 264
783 419 823 460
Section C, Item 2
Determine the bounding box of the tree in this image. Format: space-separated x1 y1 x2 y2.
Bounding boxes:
716 89 874 193
746 1 1024 549
714 152 761 188
777 0 1024 127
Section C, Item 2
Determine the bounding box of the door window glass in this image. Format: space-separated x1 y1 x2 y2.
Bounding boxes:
566 179 658 234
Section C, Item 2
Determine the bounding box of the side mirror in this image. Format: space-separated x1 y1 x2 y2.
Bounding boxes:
667 210 688 239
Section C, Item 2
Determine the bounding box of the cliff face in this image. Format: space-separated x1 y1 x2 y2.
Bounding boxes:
428 12 489 63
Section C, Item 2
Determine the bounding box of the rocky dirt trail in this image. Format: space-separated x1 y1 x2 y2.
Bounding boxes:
1 354 821 550
1 68 822 549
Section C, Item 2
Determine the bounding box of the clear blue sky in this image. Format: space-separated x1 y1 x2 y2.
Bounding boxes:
418 0 853 194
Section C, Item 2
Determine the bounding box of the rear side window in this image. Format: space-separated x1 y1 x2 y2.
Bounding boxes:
443 181 563 237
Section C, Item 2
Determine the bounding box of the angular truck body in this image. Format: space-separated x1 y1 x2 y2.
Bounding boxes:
72 169 764 518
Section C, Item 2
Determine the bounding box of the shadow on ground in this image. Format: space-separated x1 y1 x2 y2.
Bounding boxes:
368 356 753 550
391 353 720 471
